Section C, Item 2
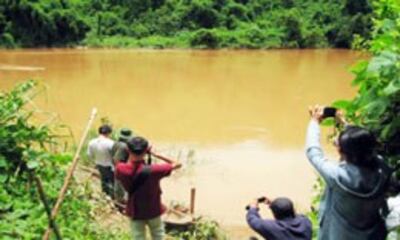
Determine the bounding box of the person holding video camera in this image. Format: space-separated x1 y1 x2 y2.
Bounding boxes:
115 136 182 240
306 105 391 240
246 196 312 240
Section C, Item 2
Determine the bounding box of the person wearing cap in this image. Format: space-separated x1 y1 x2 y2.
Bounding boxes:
246 197 312 240
112 128 133 164
115 136 182 240
112 128 133 206
87 124 115 198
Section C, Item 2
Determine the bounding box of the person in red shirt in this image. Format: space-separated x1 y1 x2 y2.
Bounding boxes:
115 136 181 240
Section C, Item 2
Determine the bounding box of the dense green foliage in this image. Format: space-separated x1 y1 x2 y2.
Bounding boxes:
308 1 400 238
332 0 400 177
0 0 373 49
167 218 227 240
0 81 130 239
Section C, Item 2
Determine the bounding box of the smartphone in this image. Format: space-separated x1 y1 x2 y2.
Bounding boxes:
323 107 337 118
257 197 267 203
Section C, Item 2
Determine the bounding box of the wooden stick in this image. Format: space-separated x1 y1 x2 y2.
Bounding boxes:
190 187 196 216
30 172 63 240
79 165 100 178
168 208 187 217
42 108 97 240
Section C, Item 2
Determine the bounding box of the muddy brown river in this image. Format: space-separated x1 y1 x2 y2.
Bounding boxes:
0 49 361 238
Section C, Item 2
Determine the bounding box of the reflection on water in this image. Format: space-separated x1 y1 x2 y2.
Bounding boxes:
0 49 360 237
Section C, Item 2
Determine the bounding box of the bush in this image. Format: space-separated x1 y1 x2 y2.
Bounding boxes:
0 33 15 48
223 2 249 21
332 0 400 191
190 29 220 48
97 11 128 36
282 10 303 48
184 1 220 29
0 81 129 239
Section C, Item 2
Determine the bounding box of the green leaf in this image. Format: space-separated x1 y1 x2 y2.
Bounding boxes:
383 81 400 96
321 118 335 126
27 160 39 169
332 100 352 110
367 51 398 73
0 175 7 183
0 156 7 168
363 98 390 118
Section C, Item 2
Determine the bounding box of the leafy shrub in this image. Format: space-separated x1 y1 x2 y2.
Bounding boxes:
0 81 129 239
332 0 400 172
167 218 227 240
281 10 303 48
97 11 128 36
223 2 249 21
190 29 220 48
183 1 220 29
0 33 15 48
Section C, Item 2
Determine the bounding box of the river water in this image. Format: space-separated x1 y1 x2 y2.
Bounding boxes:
0 49 361 238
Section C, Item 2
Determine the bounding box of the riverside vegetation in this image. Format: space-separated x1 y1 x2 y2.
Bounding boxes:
308 0 400 238
0 81 131 239
0 81 224 239
0 0 372 49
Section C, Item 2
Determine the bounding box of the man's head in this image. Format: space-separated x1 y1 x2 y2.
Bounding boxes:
118 128 133 142
269 197 295 220
127 136 149 161
98 124 112 136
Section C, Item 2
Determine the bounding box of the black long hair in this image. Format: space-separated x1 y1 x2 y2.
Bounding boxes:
338 126 378 169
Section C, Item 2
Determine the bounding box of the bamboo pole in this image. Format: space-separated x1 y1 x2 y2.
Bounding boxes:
42 108 97 240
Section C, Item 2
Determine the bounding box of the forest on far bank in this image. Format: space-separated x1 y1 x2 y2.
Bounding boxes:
0 0 373 49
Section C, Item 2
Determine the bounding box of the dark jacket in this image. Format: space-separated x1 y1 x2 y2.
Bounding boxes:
246 208 312 240
112 141 129 163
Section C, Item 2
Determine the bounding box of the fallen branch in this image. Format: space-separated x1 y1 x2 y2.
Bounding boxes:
30 171 63 240
79 165 100 178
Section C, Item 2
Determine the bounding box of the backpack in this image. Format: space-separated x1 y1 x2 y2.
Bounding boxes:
128 165 152 194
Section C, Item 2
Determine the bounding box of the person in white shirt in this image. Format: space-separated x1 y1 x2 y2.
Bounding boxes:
87 124 115 197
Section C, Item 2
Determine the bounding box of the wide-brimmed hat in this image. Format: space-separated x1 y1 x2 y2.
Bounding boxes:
119 128 133 142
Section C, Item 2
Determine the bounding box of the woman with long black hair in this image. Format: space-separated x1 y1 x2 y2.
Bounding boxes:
306 105 390 240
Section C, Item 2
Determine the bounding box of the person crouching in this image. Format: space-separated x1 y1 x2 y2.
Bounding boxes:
115 137 181 240
246 197 312 240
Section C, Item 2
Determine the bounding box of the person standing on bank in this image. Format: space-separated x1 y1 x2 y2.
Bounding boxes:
112 128 133 206
115 137 182 240
87 124 115 198
112 128 133 164
306 105 390 240
246 196 312 240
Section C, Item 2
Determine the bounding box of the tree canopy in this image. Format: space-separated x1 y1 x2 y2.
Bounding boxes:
0 0 374 49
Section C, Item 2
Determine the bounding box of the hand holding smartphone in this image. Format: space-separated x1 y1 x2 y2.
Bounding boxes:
322 107 337 119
